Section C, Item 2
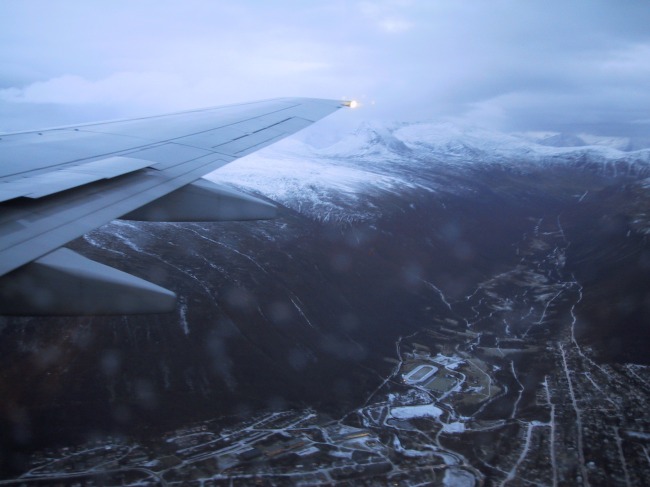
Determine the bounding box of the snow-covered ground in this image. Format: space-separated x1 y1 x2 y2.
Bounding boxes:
443 467 477 487
390 404 443 420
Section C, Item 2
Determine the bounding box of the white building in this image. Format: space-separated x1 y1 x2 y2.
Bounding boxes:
402 364 438 385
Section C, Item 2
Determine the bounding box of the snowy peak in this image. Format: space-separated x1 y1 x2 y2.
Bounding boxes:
538 133 586 148
319 121 412 158
318 121 650 172
211 119 650 222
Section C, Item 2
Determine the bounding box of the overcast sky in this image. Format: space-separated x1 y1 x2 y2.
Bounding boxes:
1 0 649 136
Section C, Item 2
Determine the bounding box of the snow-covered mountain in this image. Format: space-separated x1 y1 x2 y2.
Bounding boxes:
208 121 650 222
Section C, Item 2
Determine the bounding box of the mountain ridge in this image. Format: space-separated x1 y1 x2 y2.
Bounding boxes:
210 120 650 223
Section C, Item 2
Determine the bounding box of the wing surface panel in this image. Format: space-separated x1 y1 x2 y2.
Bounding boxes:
168 126 249 151
74 98 298 139
0 130 155 178
123 143 216 170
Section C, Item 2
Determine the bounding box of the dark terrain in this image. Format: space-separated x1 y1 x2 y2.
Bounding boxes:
1 128 649 483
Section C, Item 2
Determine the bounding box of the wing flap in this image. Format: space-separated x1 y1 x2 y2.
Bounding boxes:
1 156 155 200
0 154 232 276
122 179 277 222
0 248 176 315
0 187 25 203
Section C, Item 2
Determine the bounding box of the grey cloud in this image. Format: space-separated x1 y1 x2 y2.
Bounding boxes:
1 0 649 136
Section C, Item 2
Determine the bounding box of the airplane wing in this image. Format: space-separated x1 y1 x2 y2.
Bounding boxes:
0 97 352 315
